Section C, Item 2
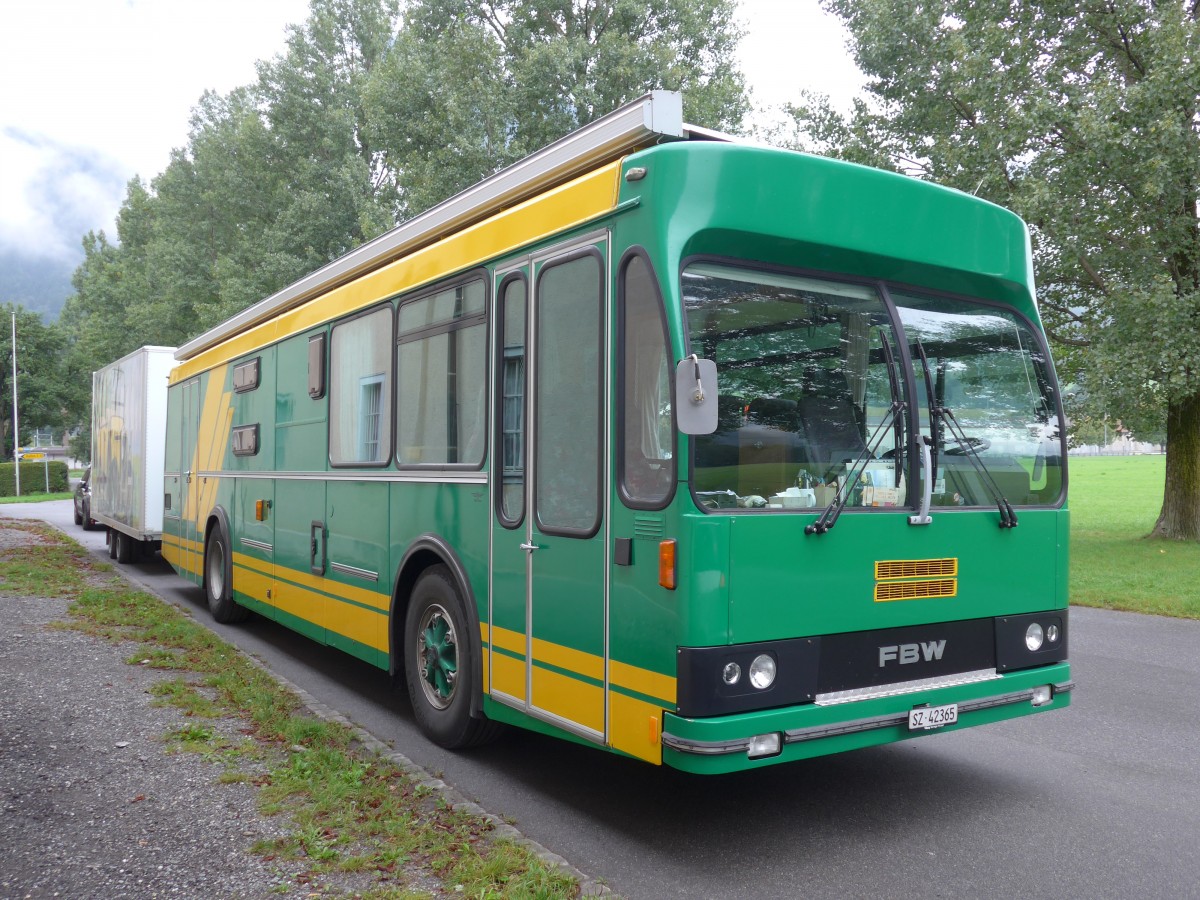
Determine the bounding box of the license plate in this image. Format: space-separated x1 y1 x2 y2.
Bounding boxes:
908 703 958 731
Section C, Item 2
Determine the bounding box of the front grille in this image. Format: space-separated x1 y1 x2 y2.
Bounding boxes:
875 578 958 602
876 557 957 580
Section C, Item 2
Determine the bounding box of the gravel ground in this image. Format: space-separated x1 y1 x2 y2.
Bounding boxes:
0 522 380 898
0 586 310 898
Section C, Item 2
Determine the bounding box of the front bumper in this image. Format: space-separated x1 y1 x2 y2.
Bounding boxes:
662 662 1073 774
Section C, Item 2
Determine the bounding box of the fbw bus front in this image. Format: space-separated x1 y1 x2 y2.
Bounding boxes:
161 92 1070 774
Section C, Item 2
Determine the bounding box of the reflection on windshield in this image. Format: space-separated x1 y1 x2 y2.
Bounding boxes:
893 290 1063 508
684 264 906 511
683 264 1065 513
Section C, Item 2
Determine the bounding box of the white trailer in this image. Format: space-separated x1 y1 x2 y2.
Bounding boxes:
90 346 175 563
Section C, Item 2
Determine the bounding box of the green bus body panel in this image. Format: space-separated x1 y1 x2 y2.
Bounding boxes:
722 509 1064 644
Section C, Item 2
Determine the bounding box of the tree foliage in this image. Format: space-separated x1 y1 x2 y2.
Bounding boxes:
57 0 748 406
370 0 748 216
786 1 1200 539
0 304 77 459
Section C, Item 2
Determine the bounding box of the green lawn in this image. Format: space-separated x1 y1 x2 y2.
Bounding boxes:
0 492 73 504
1069 455 1200 619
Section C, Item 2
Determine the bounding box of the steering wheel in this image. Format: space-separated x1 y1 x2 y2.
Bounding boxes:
944 436 991 455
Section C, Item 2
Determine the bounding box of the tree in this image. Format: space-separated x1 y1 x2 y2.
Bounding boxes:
787 1 1200 540
0 304 76 459
370 0 749 216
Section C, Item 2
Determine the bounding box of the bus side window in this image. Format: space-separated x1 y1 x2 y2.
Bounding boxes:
329 305 393 466
619 253 674 509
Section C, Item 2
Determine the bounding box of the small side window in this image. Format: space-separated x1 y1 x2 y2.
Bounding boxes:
308 333 326 400
233 357 260 393
232 424 259 456
496 275 527 527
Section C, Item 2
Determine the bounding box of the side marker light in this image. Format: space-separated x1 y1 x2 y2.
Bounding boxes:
659 540 677 590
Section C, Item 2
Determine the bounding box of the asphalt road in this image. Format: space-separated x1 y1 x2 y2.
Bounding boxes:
10 498 1200 899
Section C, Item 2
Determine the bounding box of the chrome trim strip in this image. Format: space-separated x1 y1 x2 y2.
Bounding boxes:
195 470 487 484
662 682 1068 757
240 538 273 553
814 668 1000 706
330 562 379 583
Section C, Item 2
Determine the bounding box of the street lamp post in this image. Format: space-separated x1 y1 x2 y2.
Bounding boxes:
11 311 18 497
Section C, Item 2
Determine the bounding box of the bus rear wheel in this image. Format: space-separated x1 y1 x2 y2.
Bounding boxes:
403 565 501 749
204 524 249 624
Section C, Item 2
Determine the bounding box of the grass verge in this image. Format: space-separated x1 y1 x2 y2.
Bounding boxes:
0 518 578 898
0 492 73 504
1069 455 1200 619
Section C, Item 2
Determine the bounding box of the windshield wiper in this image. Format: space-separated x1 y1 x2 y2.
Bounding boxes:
939 407 1018 528
913 338 1018 529
805 400 905 536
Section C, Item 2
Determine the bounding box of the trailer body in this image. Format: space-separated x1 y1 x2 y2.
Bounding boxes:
91 346 175 558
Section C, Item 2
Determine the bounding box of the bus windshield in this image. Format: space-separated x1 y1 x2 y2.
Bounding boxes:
683 263 1064 511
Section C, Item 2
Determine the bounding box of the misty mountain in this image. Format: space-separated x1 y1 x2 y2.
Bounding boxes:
0 247 76 321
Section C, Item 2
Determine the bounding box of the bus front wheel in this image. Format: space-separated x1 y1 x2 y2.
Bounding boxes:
403 565 501 749
204 524 249 624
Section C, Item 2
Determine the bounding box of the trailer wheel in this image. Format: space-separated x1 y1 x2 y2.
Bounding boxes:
107 530 117 559
114 530 135 564
403 565 501 749
204 524 249 624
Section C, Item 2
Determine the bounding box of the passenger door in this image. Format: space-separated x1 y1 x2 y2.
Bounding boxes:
490 236 610 743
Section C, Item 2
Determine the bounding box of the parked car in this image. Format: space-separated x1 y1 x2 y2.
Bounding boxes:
73 466 97 530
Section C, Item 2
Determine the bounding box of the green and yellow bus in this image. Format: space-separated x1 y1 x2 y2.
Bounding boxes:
162 92 1071 774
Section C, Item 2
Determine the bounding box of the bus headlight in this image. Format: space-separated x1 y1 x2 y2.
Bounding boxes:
1025 622 1044 652
994 612 1068 673
749 654 776 689
722 662 742 685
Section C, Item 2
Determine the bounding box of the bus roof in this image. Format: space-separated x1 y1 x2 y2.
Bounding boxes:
175 91 728 362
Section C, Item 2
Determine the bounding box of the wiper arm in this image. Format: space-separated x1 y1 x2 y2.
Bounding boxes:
939 406 1019 529
806 401 905 536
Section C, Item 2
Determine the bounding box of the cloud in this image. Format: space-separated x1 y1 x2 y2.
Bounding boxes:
0 127 131 263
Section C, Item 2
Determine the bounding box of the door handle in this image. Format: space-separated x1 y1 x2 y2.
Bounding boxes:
519 542 540 552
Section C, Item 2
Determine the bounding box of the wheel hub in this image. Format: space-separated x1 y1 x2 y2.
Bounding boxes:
417 605 458 710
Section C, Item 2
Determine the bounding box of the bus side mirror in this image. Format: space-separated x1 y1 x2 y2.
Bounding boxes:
675 356 718 435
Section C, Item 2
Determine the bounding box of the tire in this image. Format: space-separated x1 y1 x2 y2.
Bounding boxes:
403 565 502 749
115 530 135 564
204 524 249 624
107 529 117 559
82 502 94 531
73 504 83 526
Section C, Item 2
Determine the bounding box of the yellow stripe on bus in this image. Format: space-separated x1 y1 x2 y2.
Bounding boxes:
490 651 526 702
485 623 676 707
234 552 390 614
610 659 676 706
232 562 272 607
169 162 623 384
608 692 663 764
532 666 604 734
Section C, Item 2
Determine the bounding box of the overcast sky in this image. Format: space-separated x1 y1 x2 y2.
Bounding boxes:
0 0 863 267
